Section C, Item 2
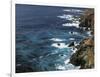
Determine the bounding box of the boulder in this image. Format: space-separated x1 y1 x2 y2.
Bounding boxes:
68 42 75 47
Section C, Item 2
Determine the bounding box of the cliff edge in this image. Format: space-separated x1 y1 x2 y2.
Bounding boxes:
70 9 94 69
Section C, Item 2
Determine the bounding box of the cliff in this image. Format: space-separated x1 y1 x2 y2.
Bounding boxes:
70 9 94 69
79 9 94 34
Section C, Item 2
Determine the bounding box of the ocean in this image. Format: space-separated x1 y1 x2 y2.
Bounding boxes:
16 4 90 73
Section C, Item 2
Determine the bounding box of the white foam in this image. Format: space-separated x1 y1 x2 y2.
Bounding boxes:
73 32 78 35
63 9 71 12
62 22 80 28
64 59 70 64
57 14 73 20
88 28 91 30
39 56 43 59
71 48 78 54
74 42 79 46
57 14 80 28
87 31 92 36
75 66 81 69
69 31 78 35
56 63 80 70
69 38 75 41
51 43 68 49
50 38 65 42
63 9 84 13
83 27 87 30
65 63 80 70
56 65 66 70
73 21 80 24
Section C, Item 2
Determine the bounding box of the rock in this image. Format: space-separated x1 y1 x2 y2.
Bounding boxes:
69 9 94 69
80 38 94 46
68 42 75 47
84 38 94 46
79 9 94 34
57 43 60 46
81 47 94 69
70 37 94 69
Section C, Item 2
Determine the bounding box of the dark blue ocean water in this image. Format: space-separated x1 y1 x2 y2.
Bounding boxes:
16 4 90 73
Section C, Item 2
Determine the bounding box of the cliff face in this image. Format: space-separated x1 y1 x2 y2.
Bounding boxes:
70 38 94 69
70 9 94 69
79 9 94 34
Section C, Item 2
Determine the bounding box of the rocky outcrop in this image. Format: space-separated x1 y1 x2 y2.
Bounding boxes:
70 9 94 69
79 9 94 33
70 37 94 69
79 9 94 26
68 42 75 47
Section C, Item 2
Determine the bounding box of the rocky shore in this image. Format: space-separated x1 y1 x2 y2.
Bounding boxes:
70 9 94 69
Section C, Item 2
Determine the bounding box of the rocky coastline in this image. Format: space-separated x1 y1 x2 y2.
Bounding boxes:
70 9 94 69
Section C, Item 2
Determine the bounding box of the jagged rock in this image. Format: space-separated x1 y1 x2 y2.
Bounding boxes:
69 9 94 69
68 42 75 47
84 38 94 46
70 37 94 69
79 9 94 34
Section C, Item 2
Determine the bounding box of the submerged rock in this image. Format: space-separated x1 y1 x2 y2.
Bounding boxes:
68 42 75 47
57 43 60 46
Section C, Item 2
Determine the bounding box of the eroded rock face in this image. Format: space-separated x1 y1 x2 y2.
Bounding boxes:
70 38 94 69
79 9 94 34
70 9 94 69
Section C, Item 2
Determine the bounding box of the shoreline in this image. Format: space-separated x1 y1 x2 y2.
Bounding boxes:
69 9 94 69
